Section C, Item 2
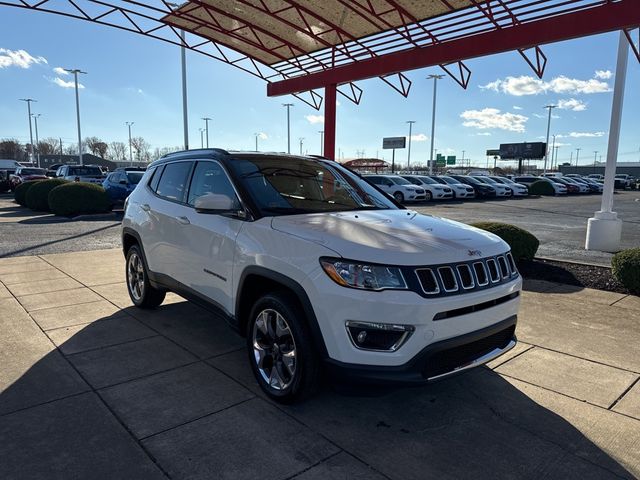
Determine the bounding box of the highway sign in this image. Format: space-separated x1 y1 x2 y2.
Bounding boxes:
382 137 406 149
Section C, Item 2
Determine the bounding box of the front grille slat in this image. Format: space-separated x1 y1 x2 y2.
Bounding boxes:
415 254 518 298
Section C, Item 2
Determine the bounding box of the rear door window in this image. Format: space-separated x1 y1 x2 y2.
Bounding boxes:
155 162 193 203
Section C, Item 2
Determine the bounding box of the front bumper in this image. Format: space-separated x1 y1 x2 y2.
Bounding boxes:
325 315 517 385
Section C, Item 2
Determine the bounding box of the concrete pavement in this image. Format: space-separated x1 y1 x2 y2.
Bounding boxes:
1 249 639 479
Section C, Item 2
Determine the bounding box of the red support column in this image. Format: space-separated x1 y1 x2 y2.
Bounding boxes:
324 84 337 160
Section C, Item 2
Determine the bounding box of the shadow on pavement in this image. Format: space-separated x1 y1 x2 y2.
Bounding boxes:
0 300 633 479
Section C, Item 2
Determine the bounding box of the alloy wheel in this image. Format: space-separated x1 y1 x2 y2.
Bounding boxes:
127 251 145 301
252 309 297 391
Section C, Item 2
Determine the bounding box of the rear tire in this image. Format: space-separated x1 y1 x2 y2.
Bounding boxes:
125 244 166 308
425 191 433 202
247 292 320 403
393 191 404 203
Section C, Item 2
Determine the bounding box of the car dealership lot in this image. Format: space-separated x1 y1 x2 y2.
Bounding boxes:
1 249 639 479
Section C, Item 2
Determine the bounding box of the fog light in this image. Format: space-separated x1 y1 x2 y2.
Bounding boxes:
346 321 415 352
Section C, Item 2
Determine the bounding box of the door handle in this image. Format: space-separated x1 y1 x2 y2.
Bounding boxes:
175 216 191 225
140 203 151 212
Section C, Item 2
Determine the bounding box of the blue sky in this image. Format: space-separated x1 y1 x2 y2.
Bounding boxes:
1 7 639 168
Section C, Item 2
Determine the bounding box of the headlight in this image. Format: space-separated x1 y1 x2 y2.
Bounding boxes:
320 258 407 290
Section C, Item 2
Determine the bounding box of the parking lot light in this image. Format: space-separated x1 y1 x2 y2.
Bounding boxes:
542 104 557 173
406 120 416 169
202 117 211 148
427 75 445 175
126 122 134 166
19 98 36 163
31 113 41 168
64 68 87 166
282 103 293 154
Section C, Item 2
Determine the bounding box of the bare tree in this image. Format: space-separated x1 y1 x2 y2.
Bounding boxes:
64 144 78 155
107 141 127 162
37 138 60 156
0 139 26 161
130 136 151 163
84 137 108 158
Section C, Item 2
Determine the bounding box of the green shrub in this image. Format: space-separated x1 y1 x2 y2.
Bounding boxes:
470 222 540 261
25 178 69 212
611 248 640 294
13 181 42 206
528 180 555 196
48 182 111 217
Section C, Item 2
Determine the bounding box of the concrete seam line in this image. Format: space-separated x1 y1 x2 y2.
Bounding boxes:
487 344 535 371
607 376 640 411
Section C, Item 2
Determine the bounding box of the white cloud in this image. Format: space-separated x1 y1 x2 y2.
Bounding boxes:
475 132 492 136
512 106 523 110
53 66 68 75
460 108 528 133
257 132 268 140
408 133 428 142
557 98 587 111
480 74 611 96
51 77 84 89
533 113 560 119
568 131 605 138
0 48 47 69
305 114 324 124
594 70 612 79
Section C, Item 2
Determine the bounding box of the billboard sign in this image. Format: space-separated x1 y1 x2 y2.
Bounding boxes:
382 137 406 149
498 142 546 160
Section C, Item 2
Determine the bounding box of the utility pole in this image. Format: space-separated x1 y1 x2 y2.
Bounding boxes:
32 114 41 167
542 104 557 173
576 148 581 167
318 130 324 156
64 68 87 166
19 98 36 163
126 122 134 166
406 120 416 169
59 138 63 156
427 74 444 175
202 117 211 148
199 128 204 148
283 103 293 154
254 133 259 152
299 137 304 155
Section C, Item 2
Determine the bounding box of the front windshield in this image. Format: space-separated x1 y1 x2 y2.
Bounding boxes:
417 176 437 185
228 155 397 216
389 176 411 185
21 168 46 175
439 176 461 185
69 166 102 176
462 176 482 185
479 176 499 184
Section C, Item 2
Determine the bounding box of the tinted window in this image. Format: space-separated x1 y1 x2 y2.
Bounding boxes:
126 172 144 184
20 168 46 175
149 166 163 191
187 161 239 207
417 176 437 185
156 162 192 202
68 166 102 176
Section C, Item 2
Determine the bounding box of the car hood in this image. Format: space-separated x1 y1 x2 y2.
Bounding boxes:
271 210 507 265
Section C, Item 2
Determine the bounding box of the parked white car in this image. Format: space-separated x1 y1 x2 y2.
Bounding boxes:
489 176 529 197
122 151 521 402
402 175 453 201
430 175 476 199
471 175 513 197
365 174 427 203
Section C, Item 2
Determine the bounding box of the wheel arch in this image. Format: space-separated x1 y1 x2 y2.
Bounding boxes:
236 266 328 358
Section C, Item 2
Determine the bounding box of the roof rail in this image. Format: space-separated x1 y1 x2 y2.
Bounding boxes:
160 148 229 160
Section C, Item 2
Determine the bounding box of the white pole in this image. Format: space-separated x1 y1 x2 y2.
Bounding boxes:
33 114 41 168
180 29 189 150
406 120 415 169
20 99 36 163
283 103 293 154
427 75 443 175
126 122 134 166
586 30 628 251
542 105 556 173
74 72 83 166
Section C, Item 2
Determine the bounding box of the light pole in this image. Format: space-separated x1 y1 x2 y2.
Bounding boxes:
550 134 556 170
202 117 211 148
576 147 581 168
318 130 324 156
554 145 560 170
19 98 36 163
593 151 598 172
126 122 134 166
32 114 41 167
283 103 293 154
299 137 304 155
64 68 87 166
406 120 416 169
462 150 465 168
254 133 259 152
542 104 557 173
199 128 204 148
167 2 189 150
427 75 444 175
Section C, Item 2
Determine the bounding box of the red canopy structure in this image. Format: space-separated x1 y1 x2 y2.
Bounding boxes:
4 0 639 159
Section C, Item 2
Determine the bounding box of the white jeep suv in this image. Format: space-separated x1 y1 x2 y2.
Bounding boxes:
364 174 427 203
122 150 521 402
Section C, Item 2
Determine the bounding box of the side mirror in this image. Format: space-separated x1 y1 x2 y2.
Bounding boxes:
194 193 236 213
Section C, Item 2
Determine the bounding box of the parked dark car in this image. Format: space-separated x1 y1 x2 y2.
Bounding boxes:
450 175 497 198
9 166 48 191
552 178 580 194
103 169 145 205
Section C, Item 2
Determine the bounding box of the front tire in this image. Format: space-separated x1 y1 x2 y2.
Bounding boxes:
393 191 404 203
247 292 320 403
425 190 433 202
126 245 166 308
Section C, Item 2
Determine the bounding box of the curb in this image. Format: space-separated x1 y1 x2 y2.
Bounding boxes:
70 212 122 221
534 255 611 269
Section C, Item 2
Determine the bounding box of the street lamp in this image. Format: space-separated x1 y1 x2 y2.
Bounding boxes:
254 133 259 152
299 137 304 155
576 147 581 168
406 120 416 169
550 134 556 170
167 2 189 150
64 68 87 166
31 114 41 167
283 103 293 154
427 74 445 175
593 150 598 172
19 98 36 162
318 130 324 156
126 122 134 166
199 128 204 148
201 117 211 148
554 145 560 170
542 104 557 173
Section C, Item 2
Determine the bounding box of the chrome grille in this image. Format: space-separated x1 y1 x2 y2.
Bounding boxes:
415 254 517 297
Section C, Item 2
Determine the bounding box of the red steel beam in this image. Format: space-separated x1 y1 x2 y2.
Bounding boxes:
324 84 337 160
268 0 640 96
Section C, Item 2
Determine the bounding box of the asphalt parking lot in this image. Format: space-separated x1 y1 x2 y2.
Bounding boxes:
0 249 639 479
